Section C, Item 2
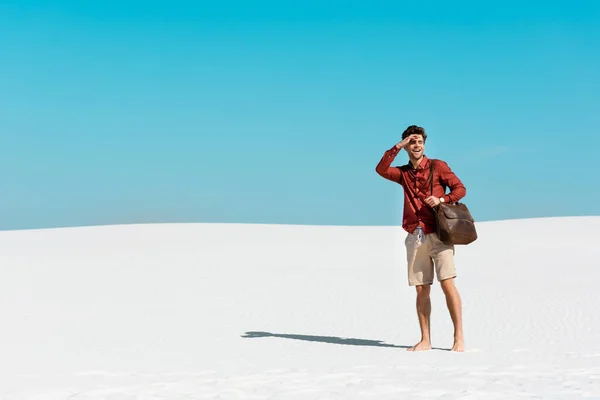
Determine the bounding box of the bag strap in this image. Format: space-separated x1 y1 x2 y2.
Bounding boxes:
429 159 435 196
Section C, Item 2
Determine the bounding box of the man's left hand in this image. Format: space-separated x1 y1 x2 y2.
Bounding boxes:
425 196 441 207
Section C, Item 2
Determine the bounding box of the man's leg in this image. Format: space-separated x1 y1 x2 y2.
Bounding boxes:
429 233 464 352
440 278 464 351
405 230 434 351
408 283 432 351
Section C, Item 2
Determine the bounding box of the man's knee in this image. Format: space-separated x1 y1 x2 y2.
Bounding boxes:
440 277 457 294
415 284 431 298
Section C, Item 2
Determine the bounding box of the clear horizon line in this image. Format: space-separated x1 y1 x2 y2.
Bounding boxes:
1 214 598 233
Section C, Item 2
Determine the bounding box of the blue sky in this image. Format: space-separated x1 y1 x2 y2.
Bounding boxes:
1 0 599 230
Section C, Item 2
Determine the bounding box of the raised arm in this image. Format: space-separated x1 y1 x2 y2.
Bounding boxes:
375 145 402 183
375 134 421 184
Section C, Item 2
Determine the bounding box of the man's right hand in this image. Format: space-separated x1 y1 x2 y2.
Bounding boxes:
395 134 421 149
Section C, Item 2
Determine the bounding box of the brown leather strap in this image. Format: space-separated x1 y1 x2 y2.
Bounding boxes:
429 160 435 196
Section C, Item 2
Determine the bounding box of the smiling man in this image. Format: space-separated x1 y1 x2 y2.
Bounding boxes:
375 125 467 352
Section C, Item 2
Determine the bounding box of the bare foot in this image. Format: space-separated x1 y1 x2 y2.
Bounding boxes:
407 340 432 351
451 338 464 352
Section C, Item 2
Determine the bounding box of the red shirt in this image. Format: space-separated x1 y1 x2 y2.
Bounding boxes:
376 146 466 234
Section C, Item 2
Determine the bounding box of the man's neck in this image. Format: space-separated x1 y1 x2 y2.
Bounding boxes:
410 156 424 169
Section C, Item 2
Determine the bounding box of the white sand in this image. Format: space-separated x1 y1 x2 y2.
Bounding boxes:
0 216 599 399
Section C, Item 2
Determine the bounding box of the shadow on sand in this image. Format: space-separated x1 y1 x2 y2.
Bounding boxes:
241 331 450 351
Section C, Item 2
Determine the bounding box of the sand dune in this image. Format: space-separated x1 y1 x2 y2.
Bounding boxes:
1 216 599 399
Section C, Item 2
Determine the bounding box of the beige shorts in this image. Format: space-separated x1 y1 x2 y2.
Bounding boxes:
405 229 456 286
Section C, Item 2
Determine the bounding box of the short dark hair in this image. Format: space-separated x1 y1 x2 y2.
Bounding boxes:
401 125 427 141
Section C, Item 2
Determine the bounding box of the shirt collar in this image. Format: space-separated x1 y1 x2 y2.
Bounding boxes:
408 155 429 170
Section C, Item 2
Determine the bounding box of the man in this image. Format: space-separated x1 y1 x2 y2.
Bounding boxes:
375 125 466 352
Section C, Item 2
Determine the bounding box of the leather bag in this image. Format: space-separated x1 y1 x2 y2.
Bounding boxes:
429 160 478 245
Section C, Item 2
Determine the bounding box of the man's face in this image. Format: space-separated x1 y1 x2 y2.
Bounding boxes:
406 135 425 160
